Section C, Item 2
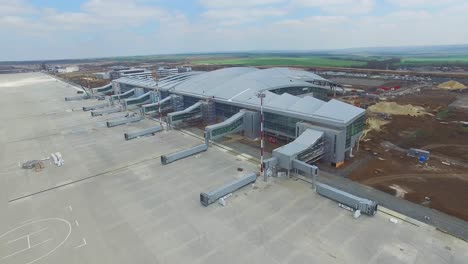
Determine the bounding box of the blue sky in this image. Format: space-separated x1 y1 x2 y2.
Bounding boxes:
1 0 468 61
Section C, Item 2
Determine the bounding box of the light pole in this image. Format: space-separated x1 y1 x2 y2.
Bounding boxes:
256 91 266 182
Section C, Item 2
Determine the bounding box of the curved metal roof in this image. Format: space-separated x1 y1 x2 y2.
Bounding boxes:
171 67 324 100
115 67 365 126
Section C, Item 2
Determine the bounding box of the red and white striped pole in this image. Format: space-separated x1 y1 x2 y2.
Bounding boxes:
257 91 266 181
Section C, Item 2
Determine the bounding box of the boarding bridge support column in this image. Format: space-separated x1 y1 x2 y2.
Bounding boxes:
262 157 278 178
291 159 319 188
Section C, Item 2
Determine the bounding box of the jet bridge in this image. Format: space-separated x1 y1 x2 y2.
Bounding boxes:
83 102 109 111
142 95 174 115
200 173 257 206
65 94 90 101
316 183 378 216
123 91 156 109
124 125 162 140
262 128 323 179
92 83 113 95
273 129 325 169
167 101 203 127
91 106 122 116
106 115 143 127
111 89 136 102
161 144 208 165
204 111 246 145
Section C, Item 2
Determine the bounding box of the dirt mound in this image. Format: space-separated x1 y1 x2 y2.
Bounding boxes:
368 102 428 116
360 118 389 141
437 80 466 90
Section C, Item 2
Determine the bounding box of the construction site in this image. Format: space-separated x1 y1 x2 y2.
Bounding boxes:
1 69 467 264
328 76 468 221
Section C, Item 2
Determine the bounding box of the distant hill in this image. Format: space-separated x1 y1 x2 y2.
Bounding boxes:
328 44 468 57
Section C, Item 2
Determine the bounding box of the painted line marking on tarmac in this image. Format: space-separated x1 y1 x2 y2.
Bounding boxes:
7 228 48 244
75 238 87 249
2 237 52 260
0 218 72 264
74 220 79 227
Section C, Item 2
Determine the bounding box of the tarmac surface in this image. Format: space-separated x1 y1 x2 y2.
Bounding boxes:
1 72 468 264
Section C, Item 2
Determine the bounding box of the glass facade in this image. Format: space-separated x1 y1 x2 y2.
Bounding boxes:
345 115 365 148
183 96 200 108
215 103 241 118
264 112 301 138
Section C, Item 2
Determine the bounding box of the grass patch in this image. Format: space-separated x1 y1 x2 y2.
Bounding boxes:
413 129 432 139
400 56 468 66
192 56 367 68
436 109 450 119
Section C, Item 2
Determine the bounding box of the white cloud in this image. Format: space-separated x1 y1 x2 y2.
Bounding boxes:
199 0 286 8
1 0 468 61
0 0 36 16
276 15 348 26
386 0 461 7
293 0 375 14
202 7 287 25
82 0 168 22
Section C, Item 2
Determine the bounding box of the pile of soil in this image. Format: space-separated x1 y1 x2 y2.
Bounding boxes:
368 102 428 116
437 80 466 90
347 88 468 221
392 90 457 109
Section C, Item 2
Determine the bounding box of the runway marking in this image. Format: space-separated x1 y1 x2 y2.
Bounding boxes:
75 238 87 249
75 220 79 227
18 218 37 226
7 227 48 244
0 218 72 264
2 235 52 261
9 154 166 203
1 239 52 260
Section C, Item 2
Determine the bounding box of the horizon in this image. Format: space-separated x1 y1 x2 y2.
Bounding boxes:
3 43 468 63
2 0 468 61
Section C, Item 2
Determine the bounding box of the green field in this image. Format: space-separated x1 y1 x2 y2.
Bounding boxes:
191 54 468 68
192 56 367 68
400 56 468 66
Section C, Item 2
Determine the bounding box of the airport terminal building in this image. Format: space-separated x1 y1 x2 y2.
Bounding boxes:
109 67 365 167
